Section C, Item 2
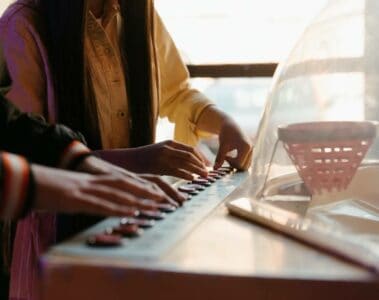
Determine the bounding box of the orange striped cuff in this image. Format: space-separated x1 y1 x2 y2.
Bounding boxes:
58 141 91 169
0 153 30 219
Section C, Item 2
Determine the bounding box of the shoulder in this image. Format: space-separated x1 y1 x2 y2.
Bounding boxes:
0 1 40 38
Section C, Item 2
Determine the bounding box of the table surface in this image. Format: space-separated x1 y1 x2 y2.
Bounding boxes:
42 177 379 300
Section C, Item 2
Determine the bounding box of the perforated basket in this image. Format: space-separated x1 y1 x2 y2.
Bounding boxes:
278 121 377 194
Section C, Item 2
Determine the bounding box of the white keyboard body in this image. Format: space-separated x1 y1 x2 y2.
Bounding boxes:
50 171 249 261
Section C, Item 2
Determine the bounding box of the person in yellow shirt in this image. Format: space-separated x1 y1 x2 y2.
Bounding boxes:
0 1 253 299
0 0 253 179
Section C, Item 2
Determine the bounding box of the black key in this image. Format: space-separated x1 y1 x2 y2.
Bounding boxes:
178 185 199 195
180 192 192 201
86 233 122 247
202 176 217 183
138 210 166 221
186 183 205 191
108 224 143 238
208 173 222 180
120 217 155 229
156 203 177 213
192 178 212 186
219 166 233 172
210 170 228 176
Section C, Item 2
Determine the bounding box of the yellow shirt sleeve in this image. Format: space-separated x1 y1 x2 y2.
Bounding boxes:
155 12 215 146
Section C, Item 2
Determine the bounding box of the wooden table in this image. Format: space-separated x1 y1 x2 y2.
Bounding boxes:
41 178 379 299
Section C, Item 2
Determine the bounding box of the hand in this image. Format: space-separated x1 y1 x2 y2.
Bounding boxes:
32 165 164 216
194 106 253 171
76 156 186 206
139 174 188 205
215 118 253 170
95 140 209 180
134 140 209 179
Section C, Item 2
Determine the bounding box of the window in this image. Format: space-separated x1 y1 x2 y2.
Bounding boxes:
0 0 12 16
155 0 328 64
0 1 328 141
155 0 328 141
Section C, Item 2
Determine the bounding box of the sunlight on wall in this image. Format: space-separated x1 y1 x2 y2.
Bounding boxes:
1 0 328 63
0 0 330 142
155 0 328 63
0 0 13 16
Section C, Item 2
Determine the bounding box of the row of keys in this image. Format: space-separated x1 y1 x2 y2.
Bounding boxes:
87 166 234 247
178 167 232 195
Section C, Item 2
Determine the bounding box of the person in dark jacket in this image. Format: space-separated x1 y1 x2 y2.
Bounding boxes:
0 93 185 299
0 92 184 219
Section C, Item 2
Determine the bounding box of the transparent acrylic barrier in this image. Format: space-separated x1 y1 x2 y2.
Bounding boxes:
228 0 379 275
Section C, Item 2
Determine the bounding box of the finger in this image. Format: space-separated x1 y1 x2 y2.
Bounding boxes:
166 167 195 180
169 147 207 171
141 181 179 207
107 165 152 186
214 143 230 170
169 141 208 165
141 176 180 205
84 185 159 211
142 175 186 205
176 160 208 178
238 144 253 169
129 199 178 213
241 148 253 170
227 148 252 170
166 156 208 178
197 150 212 167
141 181 180 206
75 195 139 217
93 176 165 202
164 157 208 179
117 169 148 185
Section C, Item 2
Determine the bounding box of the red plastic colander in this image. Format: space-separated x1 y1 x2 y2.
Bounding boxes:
278 121 377 194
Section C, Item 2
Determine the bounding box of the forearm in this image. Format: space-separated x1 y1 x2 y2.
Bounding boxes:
93 149 143 173
195 105 235 135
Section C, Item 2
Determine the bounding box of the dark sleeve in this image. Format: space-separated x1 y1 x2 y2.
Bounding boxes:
0 94 90 168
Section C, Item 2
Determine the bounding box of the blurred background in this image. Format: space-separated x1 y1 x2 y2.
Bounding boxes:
0 0 328 141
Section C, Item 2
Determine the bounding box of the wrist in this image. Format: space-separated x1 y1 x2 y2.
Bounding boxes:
59 141 91 170
220 114 236 127
75 156 108 174
0 153 34 219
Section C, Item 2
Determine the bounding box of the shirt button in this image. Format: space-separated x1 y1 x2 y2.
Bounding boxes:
117 110 126 118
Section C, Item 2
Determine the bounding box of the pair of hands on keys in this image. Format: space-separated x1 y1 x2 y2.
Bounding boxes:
35 107 253 219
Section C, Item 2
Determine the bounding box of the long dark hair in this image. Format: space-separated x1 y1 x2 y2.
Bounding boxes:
38 0 155 148
1 0 156 272
40 0 156 242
